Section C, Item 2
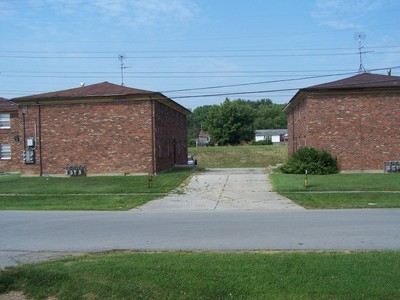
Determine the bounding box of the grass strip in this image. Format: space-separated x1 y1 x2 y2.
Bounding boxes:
1 251 399 299
0 170 191 210
270 173 400 209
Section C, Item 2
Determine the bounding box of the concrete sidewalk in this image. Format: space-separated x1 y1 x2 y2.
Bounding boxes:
136 168 304 211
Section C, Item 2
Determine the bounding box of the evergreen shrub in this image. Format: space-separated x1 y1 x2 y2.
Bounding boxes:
281 147 338 175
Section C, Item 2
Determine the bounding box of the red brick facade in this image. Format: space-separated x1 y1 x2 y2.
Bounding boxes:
285 73 400 172
4 82 190 176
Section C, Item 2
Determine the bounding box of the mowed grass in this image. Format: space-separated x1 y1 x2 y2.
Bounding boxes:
2 145 400 209
0 170 191 210
189 145 400 209
1 251 399 300
189 145 288 168
1 145 400 299
270 172 400 209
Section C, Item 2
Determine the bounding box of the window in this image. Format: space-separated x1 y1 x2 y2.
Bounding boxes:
0 114 11 128
0 144 11 159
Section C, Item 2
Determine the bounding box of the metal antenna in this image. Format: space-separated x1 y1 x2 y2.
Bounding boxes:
354 32 366 73
118 54 127 86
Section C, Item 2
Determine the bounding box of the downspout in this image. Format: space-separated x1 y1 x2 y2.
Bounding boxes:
150 98 155 175
22 108 27 149
37 104 43 176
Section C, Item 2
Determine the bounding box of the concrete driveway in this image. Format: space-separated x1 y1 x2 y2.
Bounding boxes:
137 168 304 211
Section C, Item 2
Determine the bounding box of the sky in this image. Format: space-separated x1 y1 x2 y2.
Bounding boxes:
1 0 400 109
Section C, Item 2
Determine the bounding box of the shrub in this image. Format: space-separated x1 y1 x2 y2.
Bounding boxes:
188 139 197 147
281 147 338 175
251 139 273 146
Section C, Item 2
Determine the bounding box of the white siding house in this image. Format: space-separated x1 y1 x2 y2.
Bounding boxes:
255 129 288 144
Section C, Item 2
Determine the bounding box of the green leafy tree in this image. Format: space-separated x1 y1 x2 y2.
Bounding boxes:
187 105 215 141
204 99 255 145
187 98 288 145
253 101 287 129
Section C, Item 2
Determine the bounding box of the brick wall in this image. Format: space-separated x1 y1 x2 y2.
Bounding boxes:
17 98 189 176
20 100 156 175
154 101 188 172
288 90 400 171
287 97 308 155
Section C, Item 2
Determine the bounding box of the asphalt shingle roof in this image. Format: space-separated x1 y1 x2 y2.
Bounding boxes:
255 129 287 136
0 97 18 112
284 73 400 112
306 72 400 90
11 81 157 101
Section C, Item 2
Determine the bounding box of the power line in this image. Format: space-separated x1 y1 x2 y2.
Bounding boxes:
170 88 299 99
1 66 399 100
161 71 360 93
162 66 400 99
1 51 400 60
0 45 399 55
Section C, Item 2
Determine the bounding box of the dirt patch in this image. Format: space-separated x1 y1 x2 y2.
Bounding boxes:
0 292 27 300
0 291 56 300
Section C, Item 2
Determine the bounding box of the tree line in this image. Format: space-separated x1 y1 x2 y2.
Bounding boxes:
188 98 287 146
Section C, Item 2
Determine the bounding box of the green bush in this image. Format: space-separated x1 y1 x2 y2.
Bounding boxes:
281 147 338 175
188 139 197 147
251 139 273 146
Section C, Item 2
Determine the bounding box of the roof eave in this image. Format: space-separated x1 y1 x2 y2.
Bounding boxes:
283 90 306 113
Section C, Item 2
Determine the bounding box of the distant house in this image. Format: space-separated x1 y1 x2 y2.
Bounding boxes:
0 98 19 173
5 82 191 176
255 129 288 144
284 72 400 172
197 130 210 147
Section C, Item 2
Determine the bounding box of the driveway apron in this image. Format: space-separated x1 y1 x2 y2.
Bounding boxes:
136 168 304 211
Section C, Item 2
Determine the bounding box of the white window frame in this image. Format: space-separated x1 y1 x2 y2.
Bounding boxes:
0 113 11 129
0 144 11 160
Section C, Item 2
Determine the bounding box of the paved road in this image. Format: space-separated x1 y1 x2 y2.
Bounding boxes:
1 168 400 269
1 209 400 269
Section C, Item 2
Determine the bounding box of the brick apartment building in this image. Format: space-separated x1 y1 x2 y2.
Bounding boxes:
284 72 400 172
2 82 190 176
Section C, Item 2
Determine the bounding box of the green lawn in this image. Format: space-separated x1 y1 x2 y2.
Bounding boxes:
189 145 288 168
270 173 400 209
0 170 191 210
1 251 399 299
2 146 400 210
1 146 400 299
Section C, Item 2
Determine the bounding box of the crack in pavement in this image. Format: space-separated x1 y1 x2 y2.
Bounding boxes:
137 168 304 211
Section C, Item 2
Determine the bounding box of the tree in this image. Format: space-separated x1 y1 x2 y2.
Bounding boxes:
253 101 287 129
204 99 255 145
187 105 215 141
187 98 288 145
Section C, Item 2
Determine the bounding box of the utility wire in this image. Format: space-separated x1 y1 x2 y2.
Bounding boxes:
161 71 360 93
162 66 400 98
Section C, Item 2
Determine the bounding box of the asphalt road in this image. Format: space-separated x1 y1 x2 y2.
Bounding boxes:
1 168 400 269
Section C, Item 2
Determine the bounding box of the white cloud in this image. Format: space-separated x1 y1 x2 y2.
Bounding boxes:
311 0 393 29
92 0 198 28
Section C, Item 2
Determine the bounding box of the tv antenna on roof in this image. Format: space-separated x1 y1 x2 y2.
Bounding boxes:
354 32 367 73
118 54 129 86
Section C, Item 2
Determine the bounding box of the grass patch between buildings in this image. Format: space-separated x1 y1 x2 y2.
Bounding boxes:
188 145 288 168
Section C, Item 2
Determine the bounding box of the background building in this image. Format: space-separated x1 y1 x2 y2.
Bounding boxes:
255 129 288 144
